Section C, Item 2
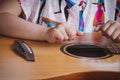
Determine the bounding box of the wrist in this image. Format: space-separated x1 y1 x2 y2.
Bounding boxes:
37 26 49 41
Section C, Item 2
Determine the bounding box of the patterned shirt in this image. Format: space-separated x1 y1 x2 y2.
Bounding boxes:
19 0 120 33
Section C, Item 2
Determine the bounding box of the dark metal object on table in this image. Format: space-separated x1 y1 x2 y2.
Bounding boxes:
12 40 35 61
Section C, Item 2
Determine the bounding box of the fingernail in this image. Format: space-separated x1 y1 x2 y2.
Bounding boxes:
79 32 84 35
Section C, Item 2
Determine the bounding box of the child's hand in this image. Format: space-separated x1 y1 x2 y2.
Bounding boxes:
100 20 120 42
45 23 83 43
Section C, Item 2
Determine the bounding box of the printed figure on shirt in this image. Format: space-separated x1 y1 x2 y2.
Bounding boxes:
78 0 87 32
93 0 105 28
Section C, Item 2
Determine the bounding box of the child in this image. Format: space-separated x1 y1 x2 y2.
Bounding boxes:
0 0 82 43
0 0 120 43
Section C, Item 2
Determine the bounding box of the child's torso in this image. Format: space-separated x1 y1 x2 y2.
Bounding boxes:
19 0 119 33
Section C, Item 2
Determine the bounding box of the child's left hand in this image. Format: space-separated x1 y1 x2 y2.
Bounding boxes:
95 20 120 42
45 23 83 43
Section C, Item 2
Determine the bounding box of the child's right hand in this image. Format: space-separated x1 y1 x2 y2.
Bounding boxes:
45 23 83 43
95 20 120 42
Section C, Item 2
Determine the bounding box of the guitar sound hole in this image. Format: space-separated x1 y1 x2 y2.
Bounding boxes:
61 44 111 59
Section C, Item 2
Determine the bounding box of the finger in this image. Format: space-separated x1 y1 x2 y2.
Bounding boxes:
76 30 84 36
47 29 57 43
56 25 69 41
104 22 118 38
65 26 76 40
61 23 76 40
101 20 115 38
101 20 114 32
48 29 64 43
60 30 69 41
55 29 64 42
111 27 120 41
66 28 76 40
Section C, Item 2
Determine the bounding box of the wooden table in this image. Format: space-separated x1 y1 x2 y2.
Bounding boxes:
0 32 120 80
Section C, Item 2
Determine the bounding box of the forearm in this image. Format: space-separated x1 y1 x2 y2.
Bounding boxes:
0 13 48 41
